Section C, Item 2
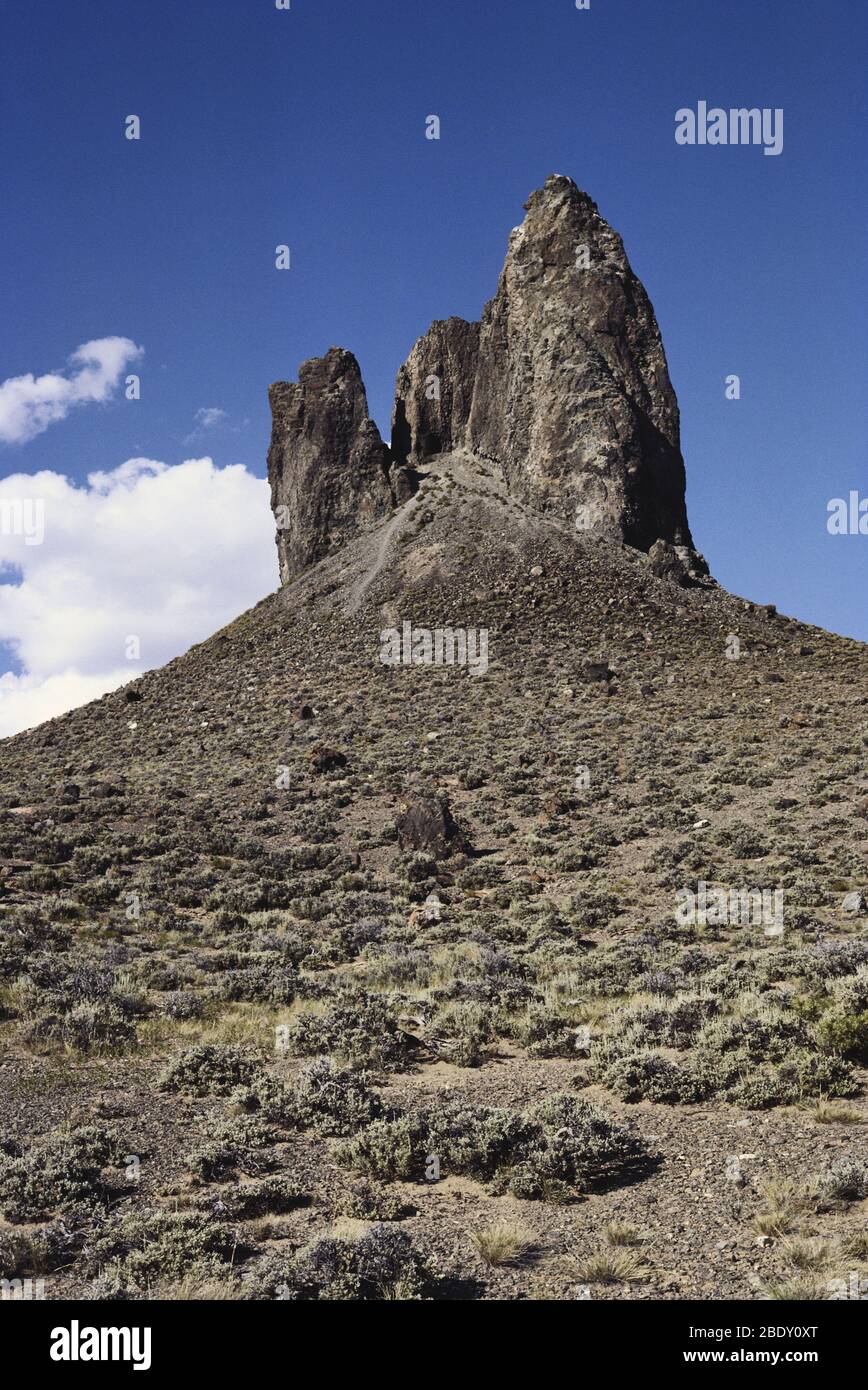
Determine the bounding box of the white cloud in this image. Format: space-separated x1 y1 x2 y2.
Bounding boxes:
185 406 231 444
0 337 143 446
194 407 227 429
0 456 276 737
0 669 134 737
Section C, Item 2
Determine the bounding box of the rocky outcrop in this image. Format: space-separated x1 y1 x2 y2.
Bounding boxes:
267 348 398 584
466 176 696 553
268 176 708 584
394 175 705 567
648 539 705 587
391 318 480 467
395 792 470 860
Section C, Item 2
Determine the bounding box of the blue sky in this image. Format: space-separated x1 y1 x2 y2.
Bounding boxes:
0 0 865 730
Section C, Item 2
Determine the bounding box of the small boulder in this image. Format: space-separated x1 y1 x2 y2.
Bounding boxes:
842 891 867 916
648 539 690 585
92 782 123 799
395 794 470 860
308 745 347 773
421 893 444 924
579 660 613 684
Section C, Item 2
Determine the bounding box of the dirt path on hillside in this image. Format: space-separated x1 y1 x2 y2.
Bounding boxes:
343 487 427 617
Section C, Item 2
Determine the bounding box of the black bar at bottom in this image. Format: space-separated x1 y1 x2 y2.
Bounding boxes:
5 1299 860 1375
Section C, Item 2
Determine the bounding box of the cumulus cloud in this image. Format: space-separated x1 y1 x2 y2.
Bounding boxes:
0 456 276 737
0 669 134 737
0 337 143 446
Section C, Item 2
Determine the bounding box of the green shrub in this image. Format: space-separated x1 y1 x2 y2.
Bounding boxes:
84 1211 238 1288
599 1050 707 1104
245 1226 434 1300
159 1045 262 1097
282 993 411 1073
0 1126 123 1223
515 1004 579 1059
337 1094 647 1201
332 1181 415 1222
212 1175 309 1219
432 1001 495 1067
815 1009 868 1063
819 1157 868 1204
219 957 298 1006
288 1058 384 1135
187 1116 276 1182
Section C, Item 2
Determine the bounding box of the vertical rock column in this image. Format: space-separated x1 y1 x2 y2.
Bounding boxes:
267 348 396 584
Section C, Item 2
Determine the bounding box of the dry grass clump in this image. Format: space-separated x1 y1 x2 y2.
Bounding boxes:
809 1099 863 1125
602 1219 642 1247
780 1238 832 1272
760 1274 830 1301
750 1176 818 1238
573 1248 647 1284
470 1221 536 1267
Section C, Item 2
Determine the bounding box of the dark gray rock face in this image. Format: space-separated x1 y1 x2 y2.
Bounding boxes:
395 793 470 860
267 348 396 584
648 539 705 587
391 318 480 468
394 175 704 565
466 175 695 553
268 177 707 583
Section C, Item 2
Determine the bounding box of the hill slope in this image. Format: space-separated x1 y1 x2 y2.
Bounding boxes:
1 458 866 1300
1 176 866 1302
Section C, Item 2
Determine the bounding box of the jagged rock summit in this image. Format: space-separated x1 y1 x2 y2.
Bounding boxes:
268 176 708 585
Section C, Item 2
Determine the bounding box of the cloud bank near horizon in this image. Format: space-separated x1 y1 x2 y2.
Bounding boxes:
0 456 275 737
